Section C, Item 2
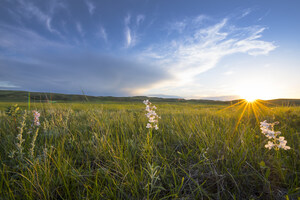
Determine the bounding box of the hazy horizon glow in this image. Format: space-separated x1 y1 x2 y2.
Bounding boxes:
0 0 299 100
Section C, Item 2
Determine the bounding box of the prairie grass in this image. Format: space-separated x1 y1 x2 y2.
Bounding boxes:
0 102 299 199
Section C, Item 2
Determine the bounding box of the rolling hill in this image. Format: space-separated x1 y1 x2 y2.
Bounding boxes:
0 90 299 105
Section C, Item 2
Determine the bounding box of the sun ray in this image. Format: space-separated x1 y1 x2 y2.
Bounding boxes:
255 100 275 115
218 98 273 138
251 102 261 124
257 99 278 107
236 100 248 112
217 100 245 113
234 101 249 131
252 101 262 115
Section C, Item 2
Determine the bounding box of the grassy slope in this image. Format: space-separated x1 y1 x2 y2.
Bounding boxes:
0 90 190 103
0 101 299 199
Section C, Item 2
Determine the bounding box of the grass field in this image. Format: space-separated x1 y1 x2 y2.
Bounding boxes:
0 101 299 199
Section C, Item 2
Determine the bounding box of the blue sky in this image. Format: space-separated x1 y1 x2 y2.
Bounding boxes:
1 0 299 99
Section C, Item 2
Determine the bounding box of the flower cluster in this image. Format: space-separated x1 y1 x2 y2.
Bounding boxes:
143 100 159 130
33 110 40 126
260 120 290 150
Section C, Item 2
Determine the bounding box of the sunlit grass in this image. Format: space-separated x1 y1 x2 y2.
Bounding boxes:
0 102 299 199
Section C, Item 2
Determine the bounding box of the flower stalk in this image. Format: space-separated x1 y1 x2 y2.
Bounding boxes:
143 100 160 162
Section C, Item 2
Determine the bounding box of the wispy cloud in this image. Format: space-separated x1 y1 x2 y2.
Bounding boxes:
85 0 95 15
140 17 277 97
193 15 209 24
123 14 145 48
98 26 108 42
124 14 136 48
258 9 271 22
168 21 187 33
241 8 253 18
0 23 70 52
124 27 132 47
0 81 19 88
15 0 63 36
76 22 84 37
167 14 209 34
124 14 131 25
136 14 145 26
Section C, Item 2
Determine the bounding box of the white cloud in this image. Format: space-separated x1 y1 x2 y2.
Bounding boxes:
241 8 252 18
140 17 277 97
46 18 57 34
125 27 132 47
124 14 136 48
85 0 95 15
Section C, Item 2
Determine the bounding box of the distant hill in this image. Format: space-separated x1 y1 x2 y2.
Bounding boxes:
0 90 223 104
0 90 299 105
265 99 300 106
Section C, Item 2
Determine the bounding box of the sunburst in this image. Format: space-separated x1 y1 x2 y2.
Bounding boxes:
218 98 274 136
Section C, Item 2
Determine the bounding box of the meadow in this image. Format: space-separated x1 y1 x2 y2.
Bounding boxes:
0 101 299 199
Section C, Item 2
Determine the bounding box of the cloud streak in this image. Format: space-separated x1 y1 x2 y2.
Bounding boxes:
76 22 84 37
124 14 135 48
14 0 63 36
0 23 69 53
141 17 277 97
98 26 108 42
124 14 143 48
85 0 95 15
136 15 145 26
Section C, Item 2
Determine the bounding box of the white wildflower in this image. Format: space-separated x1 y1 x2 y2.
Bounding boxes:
144 100 159 130
145 105 151 112
260 120 290 151
143 100 150 105
265 141 275 149
278 136 285 142
33 110 40 126
260 120 269 129
148 116 155 123
277 136 290 150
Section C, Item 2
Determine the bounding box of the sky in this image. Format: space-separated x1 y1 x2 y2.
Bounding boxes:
0 0 300 100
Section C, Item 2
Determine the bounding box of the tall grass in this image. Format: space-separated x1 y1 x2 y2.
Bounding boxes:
0 102 299 199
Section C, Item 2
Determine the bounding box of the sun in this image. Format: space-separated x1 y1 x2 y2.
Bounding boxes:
242 92 258 102
238 87 260 102
236 82 276 102
244 97 257 102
